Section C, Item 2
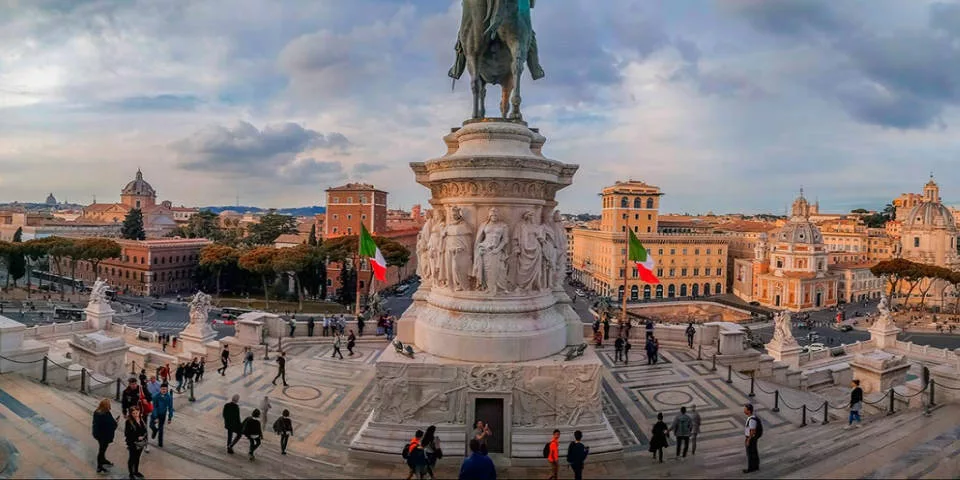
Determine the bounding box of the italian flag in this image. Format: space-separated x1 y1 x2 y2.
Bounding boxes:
359 223 387 282
628 229 660 284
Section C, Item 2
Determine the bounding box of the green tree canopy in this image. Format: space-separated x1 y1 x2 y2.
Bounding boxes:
238 246 278 307
122 208 147 240
246 211 297 245
7 227 25 287
199 244 239 296
77 238 122 278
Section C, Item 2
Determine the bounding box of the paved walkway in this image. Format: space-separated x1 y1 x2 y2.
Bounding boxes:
2 338 960 478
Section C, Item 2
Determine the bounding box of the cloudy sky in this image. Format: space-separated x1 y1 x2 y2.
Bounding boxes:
3 0 960 214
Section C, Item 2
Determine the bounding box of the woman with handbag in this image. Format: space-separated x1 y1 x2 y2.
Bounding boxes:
124 406 148 479
422 425 442 480
92 398 119 473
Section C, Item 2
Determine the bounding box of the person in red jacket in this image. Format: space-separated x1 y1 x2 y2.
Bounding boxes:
547 429 560 480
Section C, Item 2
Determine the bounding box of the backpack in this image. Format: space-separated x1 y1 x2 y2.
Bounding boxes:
677 415 692 434
402 442 413 460
542 442 551 458
751 415 763 439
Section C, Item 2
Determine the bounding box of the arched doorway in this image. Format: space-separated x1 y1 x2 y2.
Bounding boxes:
703 283 710 296
656 285 663 299
643 285 651 300
692 284 700 297
631 285 639 300
618 285 624 301
815 289 823 308
668 284 676 298
715 283 722 295
680 284 688 297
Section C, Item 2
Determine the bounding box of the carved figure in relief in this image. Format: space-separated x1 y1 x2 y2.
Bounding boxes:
514 210 546 291
874 286 895 330
377 377 411 423
540 210 559 289
770 311 797 346
429 209 447 286
551 210 568 288
442 206 474 291
472 208 510 294
416 210 433 284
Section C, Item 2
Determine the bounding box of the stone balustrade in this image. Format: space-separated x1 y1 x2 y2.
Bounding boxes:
23 321 93 338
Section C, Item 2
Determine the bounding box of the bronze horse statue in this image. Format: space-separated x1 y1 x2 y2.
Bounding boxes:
449 0 544 120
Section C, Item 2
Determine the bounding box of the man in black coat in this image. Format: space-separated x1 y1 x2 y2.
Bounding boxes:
222 394 243 454
567 430 590 480
120 378 141 417
307 317 315 337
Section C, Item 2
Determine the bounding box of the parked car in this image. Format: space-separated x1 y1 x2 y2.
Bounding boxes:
807 343 827 352
838 324 853 332
749 301 760 306
150 301 167 310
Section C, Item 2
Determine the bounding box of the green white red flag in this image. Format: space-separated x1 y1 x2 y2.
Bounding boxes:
628 229 660 284
359 224 387 282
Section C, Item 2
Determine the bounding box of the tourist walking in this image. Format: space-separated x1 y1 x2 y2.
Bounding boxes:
846 379 863 429
159 363 170 384
145 376 161 398
243 347 254 376
241 409 264 461
357 314 365 337
272 352 288 386
120 378 142 417
92 398 119 474
649 413 669 463
222 394 243 454
197 358 206 382
566 430 589 480
614 336 624 363
218 345 231 376
149 383 174 448
623 338 631 364
546 429 560 480
174 363 185 393
332 333 344 359
138 369 147 387
273 409 293 455
652 337 660 364
288 316 296 337
347 330 357 356
645 337 657 365
307 316 315 337
690 405 702 455
260 395 273 427
405 429 428 480
323 315 331 336
338 314 346 335
124 406 148 479
743 403 761 473
188 357 200 385
645 319 654 339
593 329 603 348
669 406 693 459
422 425 442 480
459 439 496 480
686 323 696 348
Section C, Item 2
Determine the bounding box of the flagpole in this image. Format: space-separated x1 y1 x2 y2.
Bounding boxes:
354 239 362 318
622 229 629 326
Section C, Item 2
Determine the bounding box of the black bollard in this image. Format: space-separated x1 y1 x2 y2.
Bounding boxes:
773 390 780 412
929 379 936 407
887 387 895 416
188 378 196 402
801 404 807 427
80 367 87 394
115 378 121 401
749 372 756 397
41 356 49 384
697 344 702 361
822 401 829 424
726 365 732 384
711 354 717 372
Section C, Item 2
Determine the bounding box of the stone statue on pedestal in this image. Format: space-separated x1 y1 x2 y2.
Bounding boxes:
472 208 510 294
442 206 474 291
429 209 447 286
416 211 434 284
87 278 110 306
874 289 895 330
770 311 798 347
514 210 546 291
189 291 212 325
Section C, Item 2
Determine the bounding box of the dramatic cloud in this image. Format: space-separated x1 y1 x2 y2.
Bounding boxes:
3 0 960 212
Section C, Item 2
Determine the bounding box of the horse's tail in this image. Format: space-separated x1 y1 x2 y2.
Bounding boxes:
451 78 457 92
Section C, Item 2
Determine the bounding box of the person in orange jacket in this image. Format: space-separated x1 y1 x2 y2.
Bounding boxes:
547 429 561 480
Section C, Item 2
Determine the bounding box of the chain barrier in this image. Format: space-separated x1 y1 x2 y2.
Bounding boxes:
45 356 84 373
863 390 890 405
778 396 800 411
935 381 960 391
807 402 825 413
894 388 928 399
0 354 45 364
755 382 778 395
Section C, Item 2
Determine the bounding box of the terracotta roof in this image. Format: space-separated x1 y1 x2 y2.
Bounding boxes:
326 182 383 192
84 203 123 213
829 262 877 270
715 221 778 233
274 234 306 244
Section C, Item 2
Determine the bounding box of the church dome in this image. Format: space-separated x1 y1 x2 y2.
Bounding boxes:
45 193 57 205
904 201 957 231
775 221 823 245
122 169 156 197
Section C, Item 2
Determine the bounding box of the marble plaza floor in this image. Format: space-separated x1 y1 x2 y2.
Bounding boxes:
2 337 960 478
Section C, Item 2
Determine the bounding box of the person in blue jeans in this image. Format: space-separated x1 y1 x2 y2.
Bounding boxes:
846 379 863 429
150 383 174 448
243 347 254 376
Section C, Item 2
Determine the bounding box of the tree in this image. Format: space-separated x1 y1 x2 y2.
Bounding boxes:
245 211 297 245
379 238 411 283
199 244 239 297
273 244 315 311
122 208 147 240
21 238 51 298
78 238 122 279
44 237 75 301
338 262 357 307
883 203 896 221
308 224 318 247
238 247 277 308
850 208 869 214
7 227 25 288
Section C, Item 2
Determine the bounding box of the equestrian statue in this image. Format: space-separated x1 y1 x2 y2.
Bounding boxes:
449 0 545 120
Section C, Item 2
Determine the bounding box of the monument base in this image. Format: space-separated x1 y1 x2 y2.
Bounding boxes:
350 347 622 460
178 322 217 357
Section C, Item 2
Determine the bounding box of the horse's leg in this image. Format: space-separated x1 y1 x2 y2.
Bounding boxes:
501 75 513 119
510 44 526 120
479 79 487 118
468 55 481 119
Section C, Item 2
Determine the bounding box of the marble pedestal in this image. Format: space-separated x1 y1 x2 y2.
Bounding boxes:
0 315 48 375
69 331 129 378
85 301 115 330
350 347 621 461
850 351 910 394
766 341 803 369
178 321 217 357
869 323 902 350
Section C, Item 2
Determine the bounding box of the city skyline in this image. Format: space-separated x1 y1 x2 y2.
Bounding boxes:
4 1 960 213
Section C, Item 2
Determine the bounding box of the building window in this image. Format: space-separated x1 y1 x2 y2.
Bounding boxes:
647 214 652 220
657 268 663 277
621 226 626 232
631 285 639 300
694 248 700 255
681 268 688 276
706 248 711 255
347 214 353 221
716 282 722 294
692 284 699 296
670 249 676 255
333 227 338 233
693 268 699 276
347 227 353 235
347 197 353 203
682 248 687 255
647 226 652 233
658 248 663 255
362 214 366 220
669 268 675 277
656 285 663 298
360 195 367 203
332 197 338 204
633 198 641 209
914 237 920 248
680 284 688 296
133 256 138 264
622 213 627 219
668 284 676 298
635 214 639 220
634 226 638 232
646 198 654 209
620 197 628 208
